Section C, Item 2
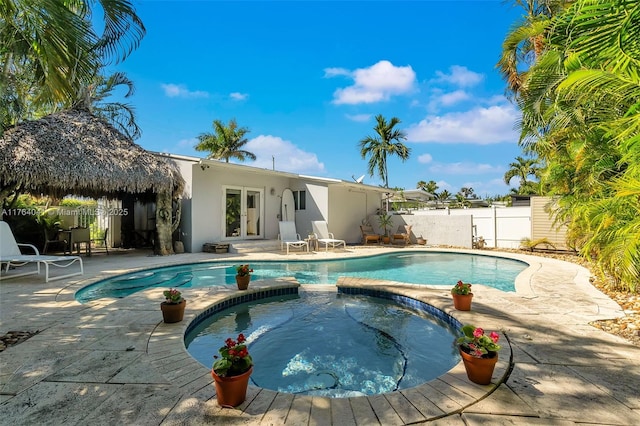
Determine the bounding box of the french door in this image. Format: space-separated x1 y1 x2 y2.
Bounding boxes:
223 186 264 240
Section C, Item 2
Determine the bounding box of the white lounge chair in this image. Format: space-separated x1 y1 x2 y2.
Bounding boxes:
278 221 309 254
0 221 83 283
312 220 346 252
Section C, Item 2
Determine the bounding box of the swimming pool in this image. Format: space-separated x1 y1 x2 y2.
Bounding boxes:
75 251 527 303
185 291 460 397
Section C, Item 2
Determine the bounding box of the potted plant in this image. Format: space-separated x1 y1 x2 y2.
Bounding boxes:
455 324 502 384
211 333 254 407
451 280 473 311
377 214 393 244
235 264 253 290
160 288 186 323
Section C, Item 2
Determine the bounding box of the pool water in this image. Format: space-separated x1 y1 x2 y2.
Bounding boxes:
75 251 527 303
185 292 460 397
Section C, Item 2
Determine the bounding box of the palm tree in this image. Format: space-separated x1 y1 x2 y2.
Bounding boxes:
514 0 640 291
497 0 568 99
436 190 451 209
504 156 540 193
195 119 256 163
75 71 141 139
417 180 438 194
0 0 145 128
460 187 476 199
359 114 411 188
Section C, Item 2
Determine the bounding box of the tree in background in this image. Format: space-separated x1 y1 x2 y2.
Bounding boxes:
195 118 256 163
506 0 640 291
417 180 438 194
435 190 451 209
497 0 569 99
0 0 145 131
504 156 541 194
74 71 141 140
359 114 411 188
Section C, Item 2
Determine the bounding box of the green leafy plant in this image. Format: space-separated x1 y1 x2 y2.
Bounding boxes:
163 288 183 304
456 325 502 358
377 214 393 236
212 333 253 377
235 264 253 277
451 280 472 295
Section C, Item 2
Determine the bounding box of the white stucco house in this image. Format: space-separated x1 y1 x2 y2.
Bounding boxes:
162 154 390 253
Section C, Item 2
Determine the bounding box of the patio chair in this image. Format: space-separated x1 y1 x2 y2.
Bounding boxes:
278 221 309 254
392 224 412 246
43 227 68 254
91 227 109 254
312 220 346 251
360 225 381 245
0 221 83 283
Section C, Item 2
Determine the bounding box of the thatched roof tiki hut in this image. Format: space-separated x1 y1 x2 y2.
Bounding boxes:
0 108 185 255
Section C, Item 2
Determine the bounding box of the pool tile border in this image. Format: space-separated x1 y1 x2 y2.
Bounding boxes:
338 286 462 331
186 285 299 335
155 280 512 424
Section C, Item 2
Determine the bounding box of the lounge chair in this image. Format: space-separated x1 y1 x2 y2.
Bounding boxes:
0 221 83 283
312 221 346 251
392 224 412 246
278 221 309 254
360 225 381 245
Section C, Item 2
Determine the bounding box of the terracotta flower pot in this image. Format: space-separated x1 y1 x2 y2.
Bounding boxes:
160 299 186 323
212 366 253 407
452 293 473 311
235 275 250 290
459 348 498 385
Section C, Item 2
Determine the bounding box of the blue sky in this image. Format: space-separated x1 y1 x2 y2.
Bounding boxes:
108 1 525 198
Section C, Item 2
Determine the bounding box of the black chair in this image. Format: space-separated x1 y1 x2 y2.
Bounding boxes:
43 228 68 254
91 227 109 254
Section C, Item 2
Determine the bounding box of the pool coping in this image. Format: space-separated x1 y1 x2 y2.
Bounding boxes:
147 279 513 424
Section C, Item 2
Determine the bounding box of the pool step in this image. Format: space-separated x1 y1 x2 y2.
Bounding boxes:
230 239 281 254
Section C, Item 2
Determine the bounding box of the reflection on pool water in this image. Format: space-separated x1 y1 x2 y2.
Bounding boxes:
185 292 460 397
75 251 527 303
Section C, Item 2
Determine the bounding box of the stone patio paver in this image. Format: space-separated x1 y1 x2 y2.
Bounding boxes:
1 247 639 425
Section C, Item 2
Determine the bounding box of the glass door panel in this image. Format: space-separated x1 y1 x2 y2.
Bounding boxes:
225 188 242 238
246 190 261 237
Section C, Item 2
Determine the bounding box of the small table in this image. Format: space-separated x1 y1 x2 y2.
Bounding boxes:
305 236 319 251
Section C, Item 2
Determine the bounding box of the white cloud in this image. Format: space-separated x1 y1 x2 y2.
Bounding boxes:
245 135 325 174
161 83 209 98
406 104 520 144
434 65 484 87
428 161 504 175
323 67 350 77
345 113 371 122
230 92 248 101
327 60 416 105
177 138 197 149
417 153 433 164
438 90 470 106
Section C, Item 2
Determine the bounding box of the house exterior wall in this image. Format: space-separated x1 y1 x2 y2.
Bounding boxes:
329 186 382 243
189 162 387 251
191 165 295 252
296 182 327 237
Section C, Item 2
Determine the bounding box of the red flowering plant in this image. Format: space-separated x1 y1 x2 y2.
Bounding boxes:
455 324 502 358
163 288 183 304
235 264 253 277
451 280 472 295
212 333 253 377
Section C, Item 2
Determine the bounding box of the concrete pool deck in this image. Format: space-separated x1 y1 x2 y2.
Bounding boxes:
1 247 639 425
